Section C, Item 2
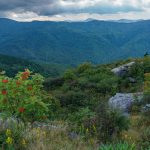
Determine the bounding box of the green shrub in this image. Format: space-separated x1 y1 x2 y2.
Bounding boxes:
68 107 96 137
63 69 76 80
96 102 130 143
0 69 55 122
99 142 136 150
55 90 87 110
68 107 95 125
144 56 150 73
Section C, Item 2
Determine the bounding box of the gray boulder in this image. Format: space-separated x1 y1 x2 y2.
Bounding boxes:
111 62 135 76
108 93 134 113
108 93 143 113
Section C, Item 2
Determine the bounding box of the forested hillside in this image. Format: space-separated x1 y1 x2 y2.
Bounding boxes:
0 54 65 77
44 58 144 113
0 18 150 65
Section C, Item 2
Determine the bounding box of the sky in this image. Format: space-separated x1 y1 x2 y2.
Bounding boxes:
0 0 150 21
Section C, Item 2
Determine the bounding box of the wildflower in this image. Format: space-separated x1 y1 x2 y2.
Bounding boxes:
27 86 33 91
93 125 96 132
3 98 7 104
21 139 26 145
16 80 21 86
36 127 40 133
37 133 40 139
13 90 18 94
21 75 27 80
2 79 8 83
21 70 30 80
86 128 89 133
43 131 46 137
6 137 13 144
2 89 7 95
18 107 25 113
36 127 41 138
6 129 11 136
41 116 47 120
23 70 30 76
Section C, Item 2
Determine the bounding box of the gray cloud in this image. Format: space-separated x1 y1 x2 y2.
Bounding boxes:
0 0 144 15
0 0 149 20
0 0 59 14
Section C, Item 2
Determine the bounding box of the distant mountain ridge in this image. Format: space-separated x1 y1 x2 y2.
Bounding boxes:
0 18 150 66
110 19 144 23
65 19 144 23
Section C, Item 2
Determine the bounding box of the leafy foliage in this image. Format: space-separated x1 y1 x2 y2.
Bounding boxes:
45 63 119 114
0 69 56 122
96 102 130 143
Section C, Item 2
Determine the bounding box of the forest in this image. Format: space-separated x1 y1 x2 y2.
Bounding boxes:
1 18 150 65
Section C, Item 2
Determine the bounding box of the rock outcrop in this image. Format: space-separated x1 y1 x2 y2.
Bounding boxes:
111 62 135 76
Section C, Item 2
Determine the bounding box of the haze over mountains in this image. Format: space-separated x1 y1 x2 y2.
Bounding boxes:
0 18 150 66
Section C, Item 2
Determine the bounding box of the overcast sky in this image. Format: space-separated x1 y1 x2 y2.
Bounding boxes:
0 0 150 21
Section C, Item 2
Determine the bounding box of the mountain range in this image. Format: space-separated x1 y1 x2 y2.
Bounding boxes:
0 18 150 66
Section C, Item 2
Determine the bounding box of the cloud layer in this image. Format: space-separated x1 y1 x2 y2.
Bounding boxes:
0 0 150 21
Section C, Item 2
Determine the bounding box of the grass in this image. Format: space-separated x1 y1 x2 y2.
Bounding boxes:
25 121 98 150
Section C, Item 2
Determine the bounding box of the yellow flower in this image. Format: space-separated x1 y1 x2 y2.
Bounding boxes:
86 128 89 133
36 127 40 133
43 131 46 137
21 139 26 145
124 134 128 138
93 125 96 132
6 137 13 144
6 129 11 137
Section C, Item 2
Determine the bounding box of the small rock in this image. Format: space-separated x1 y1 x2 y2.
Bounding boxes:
68 132 78 139
142 104 150 112
128 77 136 83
